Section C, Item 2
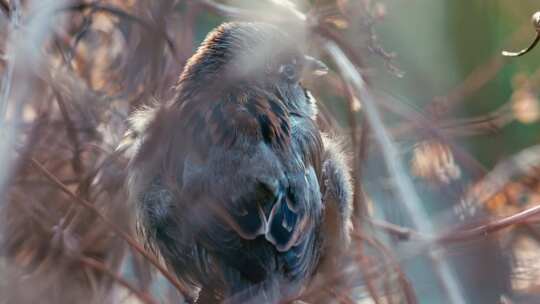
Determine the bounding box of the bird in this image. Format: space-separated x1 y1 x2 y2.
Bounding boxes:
122 22 353 303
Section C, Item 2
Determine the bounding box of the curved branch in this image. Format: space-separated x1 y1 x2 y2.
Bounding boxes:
502 33 540 57
502 11 540 57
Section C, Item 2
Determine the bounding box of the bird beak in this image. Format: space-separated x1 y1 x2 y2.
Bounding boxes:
304 55 328 76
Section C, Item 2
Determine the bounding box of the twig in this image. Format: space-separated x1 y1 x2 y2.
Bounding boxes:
79 256 158 304
325 287 356 304
368 218 424 241
325 41 467 303
342 95 381 302
315 25 368 76
370 203 540 244
194 0 250 19
438 204 540 243
466 145 540 207
66 13 94 65
53 90 83 176
359 1 404 78
55 2 180 63
502 11 540 57
355 232 383 304
426 22 538 116
427 56 505 116
194 0 306 22
15 204 157 304
341 77 366 219
28 157 192 297
355 232 418 304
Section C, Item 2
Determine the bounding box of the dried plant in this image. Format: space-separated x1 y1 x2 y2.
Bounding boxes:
0 1 540 303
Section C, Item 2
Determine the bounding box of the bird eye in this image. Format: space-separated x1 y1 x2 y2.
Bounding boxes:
279 63 297 81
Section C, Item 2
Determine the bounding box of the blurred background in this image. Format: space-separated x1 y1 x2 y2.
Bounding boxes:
1 0 540 303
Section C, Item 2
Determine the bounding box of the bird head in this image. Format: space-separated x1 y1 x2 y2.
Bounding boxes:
177 22 327 96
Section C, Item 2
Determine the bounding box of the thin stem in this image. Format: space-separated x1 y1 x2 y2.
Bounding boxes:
29 157 191 297
370 203 540 244
325 41 467 303
79 256 158 304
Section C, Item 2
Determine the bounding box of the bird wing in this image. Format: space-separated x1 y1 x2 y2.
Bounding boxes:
126 90 324 291
179 91 323 252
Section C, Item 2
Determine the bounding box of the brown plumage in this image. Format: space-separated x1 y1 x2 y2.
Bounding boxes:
123 22 353 303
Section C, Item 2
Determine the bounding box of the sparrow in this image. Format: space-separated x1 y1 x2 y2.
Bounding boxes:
123 22 353 303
